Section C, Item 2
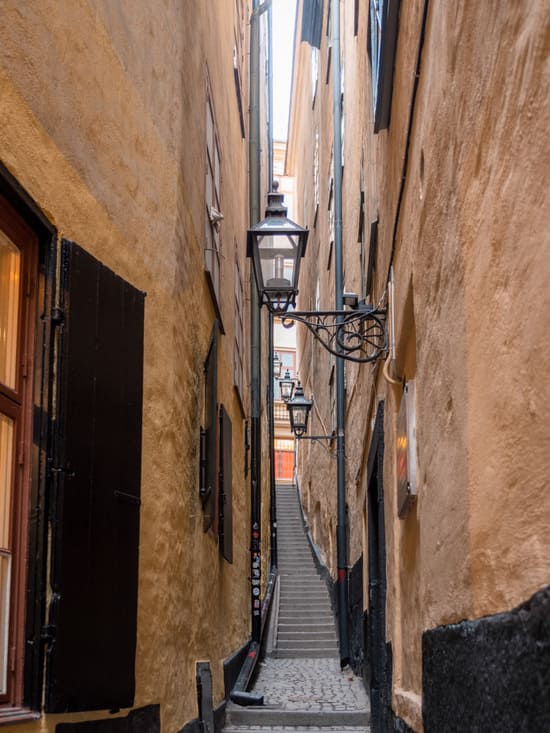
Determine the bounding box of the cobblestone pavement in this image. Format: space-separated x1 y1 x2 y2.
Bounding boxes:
251 658 370 713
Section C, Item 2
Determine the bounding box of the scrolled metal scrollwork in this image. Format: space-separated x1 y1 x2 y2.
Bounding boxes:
281 308 387 363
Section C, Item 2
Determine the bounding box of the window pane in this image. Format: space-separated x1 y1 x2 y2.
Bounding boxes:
0 232 21 390
0 412 14 550
0 553 11 695
0 412 13 697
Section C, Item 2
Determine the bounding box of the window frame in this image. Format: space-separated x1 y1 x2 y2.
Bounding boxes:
233 250 245 408
0 194 39 715
369 0 400 133
205 89 224 324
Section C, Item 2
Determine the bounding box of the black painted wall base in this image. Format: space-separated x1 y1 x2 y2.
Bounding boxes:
423 584 550 732
348 556 364 678
391 712 415 733
56 705 160 733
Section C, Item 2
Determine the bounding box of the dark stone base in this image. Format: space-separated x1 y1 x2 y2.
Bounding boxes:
56 705 160 733
223 639 250 697
391 712 415 732
348 556 365 678
423 584 550 732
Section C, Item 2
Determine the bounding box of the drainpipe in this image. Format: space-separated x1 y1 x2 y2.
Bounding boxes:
332 0 350 667
268 313 278 569
267 2 274 188
249 0 262 645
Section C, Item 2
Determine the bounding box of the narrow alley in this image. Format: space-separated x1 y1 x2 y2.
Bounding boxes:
0 1 548 732
224 485 370 733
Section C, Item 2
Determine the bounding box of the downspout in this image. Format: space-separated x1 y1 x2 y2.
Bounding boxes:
249 0 262 646
267 1 274 189
268 313 278 569
230 1 275 705
332 0 350 666
267 0 277 571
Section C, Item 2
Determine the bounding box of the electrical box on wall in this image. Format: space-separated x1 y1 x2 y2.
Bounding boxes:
396 380 417 518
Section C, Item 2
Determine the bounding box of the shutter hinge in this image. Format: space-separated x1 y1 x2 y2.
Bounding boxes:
40 624 56 643
50 306 64 326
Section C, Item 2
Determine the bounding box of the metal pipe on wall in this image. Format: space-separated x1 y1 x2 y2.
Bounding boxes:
332 0 350 666
249 0 262 645
268 313 278 569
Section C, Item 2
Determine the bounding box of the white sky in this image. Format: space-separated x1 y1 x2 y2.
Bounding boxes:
272 0 298 141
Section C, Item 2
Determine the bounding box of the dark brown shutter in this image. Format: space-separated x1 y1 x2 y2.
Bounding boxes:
219 405 233 563
46 240 144 712
203 321 219 532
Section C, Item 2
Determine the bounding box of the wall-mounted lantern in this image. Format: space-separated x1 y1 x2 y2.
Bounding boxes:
286 382 313 438
273 352 282 379
278 369 295 403
247 183 309 314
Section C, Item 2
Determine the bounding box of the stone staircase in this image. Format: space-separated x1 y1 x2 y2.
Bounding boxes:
222 483 370 733
274 483 339 658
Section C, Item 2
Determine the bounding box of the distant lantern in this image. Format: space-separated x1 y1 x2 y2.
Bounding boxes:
278 369 295 403
286 382 313 437
273 352 283 379
247 182 308 314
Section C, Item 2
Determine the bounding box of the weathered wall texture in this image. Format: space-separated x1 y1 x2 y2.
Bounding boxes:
0 2 257 731
288 1 550 731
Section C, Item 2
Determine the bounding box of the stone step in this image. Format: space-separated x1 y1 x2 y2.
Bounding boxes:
278 616 335 625
277 631 337 642
278 597 330 606
277 639 338 650
271 648 340 659
277 622 336 632
225 706 368 728
224 729 370 733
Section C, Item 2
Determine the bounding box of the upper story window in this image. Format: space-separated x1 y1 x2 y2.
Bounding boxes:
205 93 223 313
234 249 245 404
233 0 246 139
313 128 320 226
369 0 400 132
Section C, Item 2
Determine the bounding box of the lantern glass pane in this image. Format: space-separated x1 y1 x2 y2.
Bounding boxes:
280 381 293 401
257 233 299 291
292 406 307 429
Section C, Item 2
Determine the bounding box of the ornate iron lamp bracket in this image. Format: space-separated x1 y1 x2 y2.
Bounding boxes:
281 307 387 364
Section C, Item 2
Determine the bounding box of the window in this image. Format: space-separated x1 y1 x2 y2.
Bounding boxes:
0 194 38 712
218 405 233 563
369 0 400 132
313 128 320 225
201 321 219 534
233 34 246 137
205 93 223 312
366 218 379 297
358 176 366 298
311 47 319 104
0 174 145 717
327 151 334 271
234 250 245 402
326 0 332 84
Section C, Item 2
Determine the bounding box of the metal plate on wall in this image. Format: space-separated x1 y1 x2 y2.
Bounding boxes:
396 380 417 518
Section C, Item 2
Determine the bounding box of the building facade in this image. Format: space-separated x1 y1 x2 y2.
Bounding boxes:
288 1 550 731
0 2 272 731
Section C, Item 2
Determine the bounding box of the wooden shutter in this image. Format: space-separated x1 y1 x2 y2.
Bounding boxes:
203 322 219 532
46 240 144 712
219 405 233 563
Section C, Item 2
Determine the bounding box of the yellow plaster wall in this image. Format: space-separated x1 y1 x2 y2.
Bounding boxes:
288 2 550 731
0 1 254 730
